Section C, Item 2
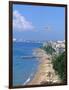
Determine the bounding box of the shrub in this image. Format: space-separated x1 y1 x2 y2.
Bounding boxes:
52 52 66 81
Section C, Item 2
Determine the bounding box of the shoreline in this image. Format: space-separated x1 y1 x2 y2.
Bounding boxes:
27 48 61 85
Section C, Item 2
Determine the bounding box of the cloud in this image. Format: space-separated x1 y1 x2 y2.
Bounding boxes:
13 10 34 31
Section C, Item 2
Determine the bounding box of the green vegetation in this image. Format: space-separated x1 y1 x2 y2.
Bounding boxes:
41 44 55 55
41 44 66 81
52 52 66 81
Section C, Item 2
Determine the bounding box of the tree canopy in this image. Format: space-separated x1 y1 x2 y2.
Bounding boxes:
52 52 66 81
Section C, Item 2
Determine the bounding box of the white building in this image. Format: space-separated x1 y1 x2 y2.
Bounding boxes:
43 40 65 54
53 40 65 54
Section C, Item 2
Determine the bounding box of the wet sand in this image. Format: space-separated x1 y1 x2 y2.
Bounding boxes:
27 48 61 85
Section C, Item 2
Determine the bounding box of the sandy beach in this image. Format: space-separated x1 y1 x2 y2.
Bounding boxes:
28 48 61 85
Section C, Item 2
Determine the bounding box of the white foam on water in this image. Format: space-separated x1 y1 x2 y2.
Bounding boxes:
23 73 34 85
23 77 31 85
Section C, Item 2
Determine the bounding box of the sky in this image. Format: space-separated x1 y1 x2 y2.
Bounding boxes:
13 4 65 41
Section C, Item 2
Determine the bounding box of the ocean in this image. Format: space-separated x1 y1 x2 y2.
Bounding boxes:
13 42 42 86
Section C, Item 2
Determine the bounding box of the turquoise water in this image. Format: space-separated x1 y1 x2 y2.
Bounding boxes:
13 42 42 86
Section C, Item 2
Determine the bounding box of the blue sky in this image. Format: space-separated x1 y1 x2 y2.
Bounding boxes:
13 4 65 41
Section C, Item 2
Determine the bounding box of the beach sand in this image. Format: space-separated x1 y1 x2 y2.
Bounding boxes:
27 48 61 85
